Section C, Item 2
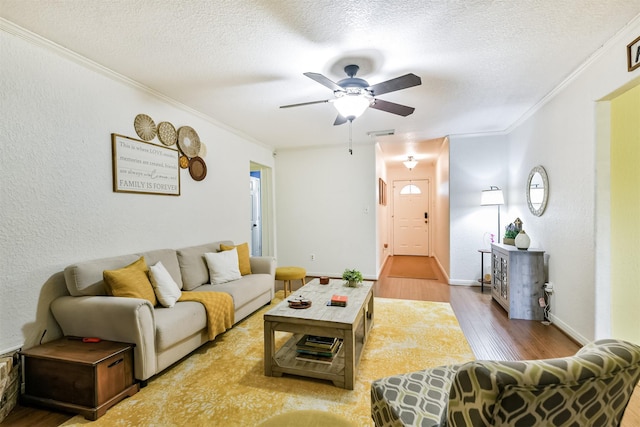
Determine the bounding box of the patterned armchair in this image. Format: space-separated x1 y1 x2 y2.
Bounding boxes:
371 339 640 427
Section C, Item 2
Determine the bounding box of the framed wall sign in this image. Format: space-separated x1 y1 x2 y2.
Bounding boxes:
111 133 180 196
378 178 387 206
628 35 640 72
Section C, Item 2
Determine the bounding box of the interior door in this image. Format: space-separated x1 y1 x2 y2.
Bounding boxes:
249 176 262 256
393 180 430 255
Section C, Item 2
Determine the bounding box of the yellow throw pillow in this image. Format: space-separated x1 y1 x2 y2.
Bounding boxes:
220 242 252 276
103 256 157 306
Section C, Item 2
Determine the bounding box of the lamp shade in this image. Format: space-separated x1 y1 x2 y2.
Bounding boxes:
480 186 504 206
333 94 371 120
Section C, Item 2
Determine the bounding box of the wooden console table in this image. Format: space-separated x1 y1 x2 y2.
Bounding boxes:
491 243 545 320
20 337 138 420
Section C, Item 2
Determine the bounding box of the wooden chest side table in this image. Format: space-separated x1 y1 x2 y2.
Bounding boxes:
20 337 139 420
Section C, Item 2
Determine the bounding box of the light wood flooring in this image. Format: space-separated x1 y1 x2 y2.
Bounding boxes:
4 256 638 426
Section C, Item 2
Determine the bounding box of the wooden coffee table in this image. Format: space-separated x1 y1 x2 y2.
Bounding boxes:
263 278 374 389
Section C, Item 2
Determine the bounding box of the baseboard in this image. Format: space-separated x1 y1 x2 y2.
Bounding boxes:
547 313 589 345
433 256 451 284
303 272 378 281
377 253 391 278
448 279 477 286
1 344 23 356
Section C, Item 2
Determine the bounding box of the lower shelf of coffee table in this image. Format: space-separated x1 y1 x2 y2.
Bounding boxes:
272 330 366 387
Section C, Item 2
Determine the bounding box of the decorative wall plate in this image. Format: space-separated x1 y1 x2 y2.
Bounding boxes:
199 142 207 158
189 156 207 181
134 114 156 141
177 126 201 158
157 121 177 146
179 155 189 169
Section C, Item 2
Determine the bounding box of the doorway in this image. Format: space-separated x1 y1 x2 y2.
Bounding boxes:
392 179 430 256
250 162 274 257
249 173 262 256
609 83 640 343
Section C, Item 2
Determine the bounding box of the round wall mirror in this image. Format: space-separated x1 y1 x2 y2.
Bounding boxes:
526 165 549 216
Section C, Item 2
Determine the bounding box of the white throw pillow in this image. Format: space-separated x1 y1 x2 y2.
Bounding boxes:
204 248 241 285
149 261 182 307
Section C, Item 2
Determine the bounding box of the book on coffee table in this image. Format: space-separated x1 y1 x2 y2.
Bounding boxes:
330 294 348 307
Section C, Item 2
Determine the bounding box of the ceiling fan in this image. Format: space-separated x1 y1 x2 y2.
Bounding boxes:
280 64 422 125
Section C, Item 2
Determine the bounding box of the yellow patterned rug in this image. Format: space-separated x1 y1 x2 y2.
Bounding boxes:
61 293 474 426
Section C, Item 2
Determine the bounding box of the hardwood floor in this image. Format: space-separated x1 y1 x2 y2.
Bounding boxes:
373 256 639 427
4 256 638 426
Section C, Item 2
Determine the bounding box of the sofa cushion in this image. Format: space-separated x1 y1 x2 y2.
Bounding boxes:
220 242 252 275
177 241 233 290
192 273 273 309
149 261 182 308
103 256 157 306
64 254 139 296
204 249 241 285
154 301 207 352
138 249 183 289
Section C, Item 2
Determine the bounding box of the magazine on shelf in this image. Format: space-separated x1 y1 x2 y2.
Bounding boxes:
304 335 337 348
296 336 339 355
295 341 343 364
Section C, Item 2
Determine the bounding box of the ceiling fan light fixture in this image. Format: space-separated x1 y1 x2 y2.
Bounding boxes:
403 156 418 170
333 93 371 120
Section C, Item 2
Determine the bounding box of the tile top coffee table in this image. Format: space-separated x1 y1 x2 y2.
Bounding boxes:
263 278 374 389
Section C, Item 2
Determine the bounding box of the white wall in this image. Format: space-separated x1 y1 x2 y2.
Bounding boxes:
434 137 451 279
375 144 390 275
506 17 640 343
0 26 275 353
275 144 377 279
449 134 509 284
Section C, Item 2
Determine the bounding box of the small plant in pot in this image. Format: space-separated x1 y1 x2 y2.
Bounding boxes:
504 223 518 245
342 269 363 287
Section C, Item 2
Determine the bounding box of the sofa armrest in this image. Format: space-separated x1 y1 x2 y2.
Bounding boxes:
50 295 156 381
250 256 276 276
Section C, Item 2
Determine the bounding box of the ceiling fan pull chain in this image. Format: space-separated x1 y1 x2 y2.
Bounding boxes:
348 120 353 155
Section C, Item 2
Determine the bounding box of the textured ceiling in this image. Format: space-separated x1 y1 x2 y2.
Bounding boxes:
2 0 639 162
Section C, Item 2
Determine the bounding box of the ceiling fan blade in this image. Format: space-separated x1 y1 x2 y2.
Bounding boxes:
303 72 343 92
280 99 330 109
370 99 415 116
333 114 348 126
368 73 421 96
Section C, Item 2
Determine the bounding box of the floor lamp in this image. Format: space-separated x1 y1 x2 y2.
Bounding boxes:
481 186 505 243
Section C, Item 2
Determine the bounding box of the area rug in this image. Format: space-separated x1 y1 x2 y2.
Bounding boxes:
61 292 474 426
387 255 439 279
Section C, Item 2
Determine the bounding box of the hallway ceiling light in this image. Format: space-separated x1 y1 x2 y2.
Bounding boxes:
403 156 418 170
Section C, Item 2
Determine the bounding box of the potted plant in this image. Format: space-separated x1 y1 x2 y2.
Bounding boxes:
342 269 363 287
504 223 518 246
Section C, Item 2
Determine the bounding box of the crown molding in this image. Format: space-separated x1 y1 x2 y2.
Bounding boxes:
505 12 640 133
0 18 273 151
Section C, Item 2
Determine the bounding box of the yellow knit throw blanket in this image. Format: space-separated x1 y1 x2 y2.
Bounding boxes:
178 292 234 340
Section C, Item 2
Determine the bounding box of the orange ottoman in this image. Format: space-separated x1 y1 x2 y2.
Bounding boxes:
275 267 306 297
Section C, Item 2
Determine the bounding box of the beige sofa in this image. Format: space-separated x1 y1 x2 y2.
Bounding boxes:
50 241 275 383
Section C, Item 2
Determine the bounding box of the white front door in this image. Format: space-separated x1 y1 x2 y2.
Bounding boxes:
393 180 430 256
